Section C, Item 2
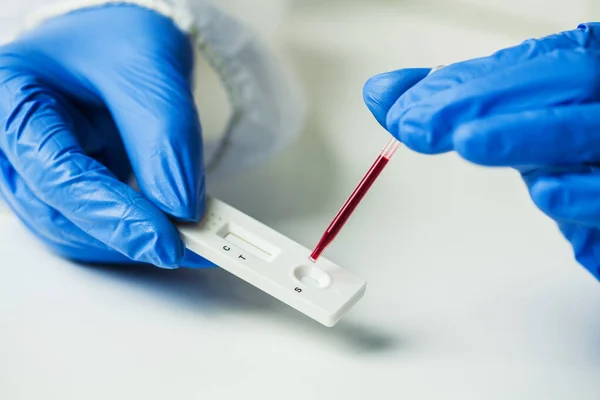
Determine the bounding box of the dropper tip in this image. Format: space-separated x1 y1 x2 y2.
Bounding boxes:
308 250 321 263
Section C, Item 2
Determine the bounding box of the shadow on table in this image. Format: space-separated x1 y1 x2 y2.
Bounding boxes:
83 262 400 355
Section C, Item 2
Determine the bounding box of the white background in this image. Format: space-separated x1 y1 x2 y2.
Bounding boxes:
2 1 600 399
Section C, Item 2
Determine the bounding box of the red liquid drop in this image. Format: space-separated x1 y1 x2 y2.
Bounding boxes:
309 155 390 262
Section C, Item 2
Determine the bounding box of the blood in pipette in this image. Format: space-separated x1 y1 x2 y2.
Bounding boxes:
309 155 390 262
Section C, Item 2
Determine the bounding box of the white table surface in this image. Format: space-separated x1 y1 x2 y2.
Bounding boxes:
2 2 600 399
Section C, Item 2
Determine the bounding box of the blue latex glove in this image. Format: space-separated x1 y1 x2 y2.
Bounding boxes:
0 5 214 269
363 23 600 280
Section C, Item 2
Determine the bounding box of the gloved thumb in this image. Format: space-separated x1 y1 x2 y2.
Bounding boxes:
96 36 204 223
363 68 431 128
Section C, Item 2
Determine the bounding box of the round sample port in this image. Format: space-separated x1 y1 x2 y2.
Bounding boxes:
293 265 332 290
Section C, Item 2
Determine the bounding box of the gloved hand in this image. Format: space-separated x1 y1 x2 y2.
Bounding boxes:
0 5 214 269
363 23 600 280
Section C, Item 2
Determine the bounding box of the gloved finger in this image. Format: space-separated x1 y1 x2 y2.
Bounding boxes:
386 49 600 154
362 68 431 128
1 145 215 268
0 149 134 263
3 99 211 268
0 74 185 269
527 172 600 226
453 104 600 166
557 222 600 280
95 28 205 222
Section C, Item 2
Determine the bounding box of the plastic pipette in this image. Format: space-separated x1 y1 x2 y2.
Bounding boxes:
308 66 444 263
309 137 400 262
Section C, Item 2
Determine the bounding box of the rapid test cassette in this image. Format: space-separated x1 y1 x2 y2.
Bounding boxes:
178 196 366 327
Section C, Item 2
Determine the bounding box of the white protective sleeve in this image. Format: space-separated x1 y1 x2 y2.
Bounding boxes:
1 0 305 182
